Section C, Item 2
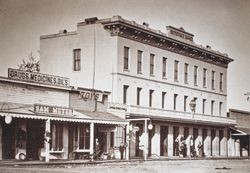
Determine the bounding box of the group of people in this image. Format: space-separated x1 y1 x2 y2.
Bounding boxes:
174 136 203 158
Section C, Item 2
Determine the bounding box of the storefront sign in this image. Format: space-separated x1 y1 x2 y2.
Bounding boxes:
34 104 73 116
8 68 70 87
79 90 103 102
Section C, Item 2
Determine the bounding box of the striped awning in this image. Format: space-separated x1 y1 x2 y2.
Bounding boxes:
0 103 128 125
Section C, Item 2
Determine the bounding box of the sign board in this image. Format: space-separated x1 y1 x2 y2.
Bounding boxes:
79 90 103 102
8 68 70 87
34 104 73 116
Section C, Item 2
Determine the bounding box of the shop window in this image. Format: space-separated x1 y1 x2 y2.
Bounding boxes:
110 132 114 148
74 124 90 150
51 123 63 150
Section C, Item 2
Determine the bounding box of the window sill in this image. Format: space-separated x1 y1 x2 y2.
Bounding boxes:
50 149 64 154
74 149 90 153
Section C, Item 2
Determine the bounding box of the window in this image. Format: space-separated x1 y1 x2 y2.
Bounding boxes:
203 68 207 87
77 124 90 149
162 92 166 109
174 94 178 110
219 102 223 116
137 50 143 74
184 95 188 112
174 60 179 81
194 97 197 113
162 57 167 78
212 71 215 90
194 66 198 86
149 89 154 107
184 63 189 84
211 100 215 115
137 87 142 106
150 54 155 75
202 99 206 114
73 49 81 71
220 73 223 91
123 85 129 104
51 123 63 150
124 47 129 70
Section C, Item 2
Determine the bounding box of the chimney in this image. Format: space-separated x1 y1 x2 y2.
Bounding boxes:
143 22 149 28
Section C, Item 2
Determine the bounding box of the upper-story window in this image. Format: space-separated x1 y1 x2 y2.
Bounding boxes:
174 60 179 82
211 71 215 90
220 73 223 91
162 57 167 78
194 66 198 86
174 94 178 110
184 95 188 112
203 68 207 88
137 87 142 106
137 50 143 74
124 47 130 71
184 63 189 84
162 92 166 109
123 85 129 104
202 99 206 114
73 49 81 71
149 89 154 107
219 102 223 116
211 100 215 115
150 54 155 76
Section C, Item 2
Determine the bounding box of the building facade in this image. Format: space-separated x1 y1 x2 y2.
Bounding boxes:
229 109 250 157
0 69 128 161
39 16 236 159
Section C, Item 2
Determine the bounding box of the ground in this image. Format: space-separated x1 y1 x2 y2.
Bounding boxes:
0 159 249 173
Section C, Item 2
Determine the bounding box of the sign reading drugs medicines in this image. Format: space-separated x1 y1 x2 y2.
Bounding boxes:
34 104 73 116
8 68 70 87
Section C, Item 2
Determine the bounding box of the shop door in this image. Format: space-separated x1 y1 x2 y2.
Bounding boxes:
2 119 17 159
26 120 44 160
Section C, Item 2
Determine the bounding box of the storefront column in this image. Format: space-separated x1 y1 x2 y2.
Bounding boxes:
195 128 202 155
151 124 160 156
144 119 148 161
168 125 174 157
204 128 211 157
0 123 2 160
187 127 193 157
235 139 240 156
45 119 50 162
90 122 94 154
220 128 228 156
62 123 68 159
125 124 130 160
179 126 184 140
212 129 219 156
228 136 235 156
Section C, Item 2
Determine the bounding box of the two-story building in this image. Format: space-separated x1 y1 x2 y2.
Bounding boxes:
39 16 236 159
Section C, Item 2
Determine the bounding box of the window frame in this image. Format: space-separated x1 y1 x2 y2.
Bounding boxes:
73 49 81 71
174 60 179 82
137 50 143 74
124 46 130 71
150 54 155 76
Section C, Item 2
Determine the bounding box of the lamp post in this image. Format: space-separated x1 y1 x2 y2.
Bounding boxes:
189 98 196 118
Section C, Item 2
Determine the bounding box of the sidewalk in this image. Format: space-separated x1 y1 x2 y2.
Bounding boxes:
0 156 249 167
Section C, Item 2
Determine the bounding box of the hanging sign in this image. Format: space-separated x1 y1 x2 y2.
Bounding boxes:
34 104 73 116
8 68 70 87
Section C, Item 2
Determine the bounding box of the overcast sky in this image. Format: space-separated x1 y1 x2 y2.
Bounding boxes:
0 0 250 112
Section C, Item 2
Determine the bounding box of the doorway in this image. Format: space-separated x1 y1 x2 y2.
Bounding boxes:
160 126 168 156
26 120 45 160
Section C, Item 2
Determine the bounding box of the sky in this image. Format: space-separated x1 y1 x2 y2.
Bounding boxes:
0 0 250 112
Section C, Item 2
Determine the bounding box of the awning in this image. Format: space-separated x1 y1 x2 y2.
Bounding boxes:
230 127 250 136
0 102 128 125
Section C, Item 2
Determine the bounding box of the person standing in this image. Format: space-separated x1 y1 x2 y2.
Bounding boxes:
119 143 125 160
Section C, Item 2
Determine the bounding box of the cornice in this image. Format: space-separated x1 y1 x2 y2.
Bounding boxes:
102 17 233 68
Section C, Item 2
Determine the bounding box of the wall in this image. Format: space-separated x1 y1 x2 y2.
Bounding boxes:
0 81 69 107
